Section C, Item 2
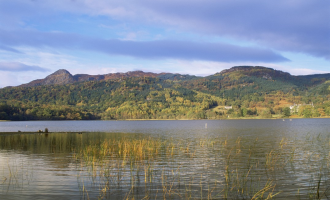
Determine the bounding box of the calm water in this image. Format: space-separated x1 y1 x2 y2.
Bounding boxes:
0 119 329 199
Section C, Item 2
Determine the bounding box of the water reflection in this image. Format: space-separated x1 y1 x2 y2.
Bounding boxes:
0 119 330 199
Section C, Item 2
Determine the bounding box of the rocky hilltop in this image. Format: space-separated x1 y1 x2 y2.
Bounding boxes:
20 70 171 87
218 66 292 80
18 66 330 88
20 69 75 87
2 65 330 121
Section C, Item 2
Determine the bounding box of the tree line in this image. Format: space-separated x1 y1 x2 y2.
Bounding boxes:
1 73 330 120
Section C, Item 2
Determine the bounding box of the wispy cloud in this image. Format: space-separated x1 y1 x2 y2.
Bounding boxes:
0 62 50 72
141 0 330 60
0 0 328 88
0 29 289 63
1 0 327 60
288 68 330 76
0 45 22 53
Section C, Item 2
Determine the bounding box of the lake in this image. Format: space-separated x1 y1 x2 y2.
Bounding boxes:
0 119 329 199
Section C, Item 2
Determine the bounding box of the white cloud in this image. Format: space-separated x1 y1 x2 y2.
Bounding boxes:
0 71 20 87
0 62 49 72
43 0 330 60
0 29 289 62
286 68 330 76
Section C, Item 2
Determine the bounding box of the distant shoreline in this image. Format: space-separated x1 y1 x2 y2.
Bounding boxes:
0 131 84 135
1 116 330 122
1 117 330 135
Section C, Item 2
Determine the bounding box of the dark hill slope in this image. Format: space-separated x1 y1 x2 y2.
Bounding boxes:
19 70 198 87
1 66 330 120
173 66 330 103
9 66 330 102
20 69 75 87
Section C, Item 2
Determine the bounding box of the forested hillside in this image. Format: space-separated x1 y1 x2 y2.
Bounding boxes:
1 66 330 120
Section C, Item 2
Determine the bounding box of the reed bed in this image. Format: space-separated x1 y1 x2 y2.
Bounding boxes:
72 134 330 199
0 156 34 193
1 132 329 199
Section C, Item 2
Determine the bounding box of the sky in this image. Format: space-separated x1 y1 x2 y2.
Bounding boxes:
0 0 329 87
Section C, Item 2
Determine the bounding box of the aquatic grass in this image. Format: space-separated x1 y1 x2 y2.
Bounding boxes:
0 156 35 193
73 136 289 199
1 132 330 199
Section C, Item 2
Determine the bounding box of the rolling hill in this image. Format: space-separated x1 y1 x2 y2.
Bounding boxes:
1 66 330 120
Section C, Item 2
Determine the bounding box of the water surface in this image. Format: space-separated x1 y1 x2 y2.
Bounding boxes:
0 119 329 199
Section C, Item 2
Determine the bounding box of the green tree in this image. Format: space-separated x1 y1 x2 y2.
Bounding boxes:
241 108 248 117
282 107 291 117
302 108 312 118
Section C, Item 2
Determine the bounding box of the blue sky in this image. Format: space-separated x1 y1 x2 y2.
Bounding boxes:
0 0 329 87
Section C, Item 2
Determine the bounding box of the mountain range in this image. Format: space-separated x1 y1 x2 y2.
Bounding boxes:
16 66 330 89
1 66 330 121
19 69 196 87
